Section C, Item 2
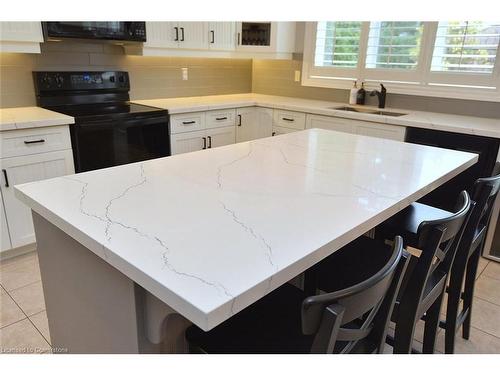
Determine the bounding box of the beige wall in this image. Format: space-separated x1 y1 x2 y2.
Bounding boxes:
252 59 500 119
0 41 252 108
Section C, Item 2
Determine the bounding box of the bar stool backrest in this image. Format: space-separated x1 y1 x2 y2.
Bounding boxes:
301 236 408 354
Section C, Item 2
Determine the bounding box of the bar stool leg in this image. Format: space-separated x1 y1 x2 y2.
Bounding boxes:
462 245 482 340
422 294 443 354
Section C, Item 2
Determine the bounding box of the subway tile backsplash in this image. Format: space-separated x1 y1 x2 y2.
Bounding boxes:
1 41 499 119
0 41 252 108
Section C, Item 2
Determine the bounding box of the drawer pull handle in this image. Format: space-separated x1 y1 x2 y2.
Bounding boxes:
2 169 9 188
207 136 212 148
24 139 46 144
215 117 227 121
272 132 276 136
202 137 207 150
238 114 242 126
182 121 196 125
282 117 294 122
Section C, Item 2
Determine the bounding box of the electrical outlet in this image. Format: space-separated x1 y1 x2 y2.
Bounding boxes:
182 67 188 81
294 70 301 82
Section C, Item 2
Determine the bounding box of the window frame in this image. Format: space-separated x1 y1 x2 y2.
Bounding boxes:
301 21 500 102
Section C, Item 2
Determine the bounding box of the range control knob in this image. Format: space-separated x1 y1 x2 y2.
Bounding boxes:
54 74 64 88
41 74 52 87
109 75 116 83
118 75 125 83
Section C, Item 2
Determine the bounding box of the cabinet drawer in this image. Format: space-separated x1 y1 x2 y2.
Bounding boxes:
170 112 206 134
0 126 71 159
206 109 236 129
305 114 355 134
273 110 306 130
272 126 299 136
355 123 406 141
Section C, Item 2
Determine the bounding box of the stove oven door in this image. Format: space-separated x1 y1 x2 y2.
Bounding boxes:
71 114 170 173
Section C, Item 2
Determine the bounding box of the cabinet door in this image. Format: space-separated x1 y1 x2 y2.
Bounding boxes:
1 191 12 252
0 150 74 249
178 22 208 50
256 107 273 139
145 22 179 48
305 114 355 134
355 123 406 142
272 126 298 136
208 22 236 51
207 126 236 149
0 22 43 42
236 107 258 143
170 130 207 155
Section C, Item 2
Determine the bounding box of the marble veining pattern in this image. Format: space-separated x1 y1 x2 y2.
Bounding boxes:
15 129 478 330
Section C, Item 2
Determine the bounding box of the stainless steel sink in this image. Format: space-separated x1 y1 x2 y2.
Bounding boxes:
331 106 407 117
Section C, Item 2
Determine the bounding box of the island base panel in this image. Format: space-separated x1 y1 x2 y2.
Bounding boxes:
32 212 189 354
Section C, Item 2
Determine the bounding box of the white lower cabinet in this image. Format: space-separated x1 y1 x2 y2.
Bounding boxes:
0 149 74 249
207 126 236 148
305 114 356 133
305 114 405 141
355 122 406 142
170 126 236 155
272 126 298 136
170 131 206 155
236 107 273 143
1 192 11 252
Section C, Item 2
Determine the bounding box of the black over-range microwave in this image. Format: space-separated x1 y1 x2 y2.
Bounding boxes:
42 22 146 42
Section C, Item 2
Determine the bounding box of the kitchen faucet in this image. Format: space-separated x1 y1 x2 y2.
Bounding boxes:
370 84 387 109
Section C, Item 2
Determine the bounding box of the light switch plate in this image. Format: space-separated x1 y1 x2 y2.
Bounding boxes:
294 70 301 82
182 68 188 81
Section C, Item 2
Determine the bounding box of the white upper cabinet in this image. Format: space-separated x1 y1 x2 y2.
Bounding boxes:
179 22 209 50
128 22 296 59
236 22 296 54
208 22 236 51
144 22 208 50
0 22 43 53
144 22 179 49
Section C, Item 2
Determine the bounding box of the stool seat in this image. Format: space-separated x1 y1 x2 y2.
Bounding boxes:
378 202 452 247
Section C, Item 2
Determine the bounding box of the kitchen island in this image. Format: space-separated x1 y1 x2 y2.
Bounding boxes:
14 129 478 353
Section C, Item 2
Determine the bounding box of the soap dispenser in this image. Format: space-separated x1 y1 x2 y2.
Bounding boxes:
356 82 366 105
349 81 358 105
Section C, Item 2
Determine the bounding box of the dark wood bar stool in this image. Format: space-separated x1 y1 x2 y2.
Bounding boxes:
378 164 500 353
310 191 471 353
185 237 408 354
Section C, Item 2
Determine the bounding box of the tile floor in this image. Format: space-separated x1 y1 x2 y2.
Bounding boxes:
1 251 500 354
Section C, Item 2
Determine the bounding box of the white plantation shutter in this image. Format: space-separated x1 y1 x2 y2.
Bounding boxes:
303 21 500 99
431 21 500 74
428 21 500 88
314 21 363 68
365 22 423 70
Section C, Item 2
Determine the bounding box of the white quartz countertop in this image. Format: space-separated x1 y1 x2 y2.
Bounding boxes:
133 93 500 138
15 129 478 331
0 107 74 132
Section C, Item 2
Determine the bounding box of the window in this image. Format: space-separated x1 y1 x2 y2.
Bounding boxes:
302 21 500 101
431 21 500 74
366 22 423 70
314 21 362 68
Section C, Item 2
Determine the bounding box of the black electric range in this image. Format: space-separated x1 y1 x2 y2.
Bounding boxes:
34 71 170 173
